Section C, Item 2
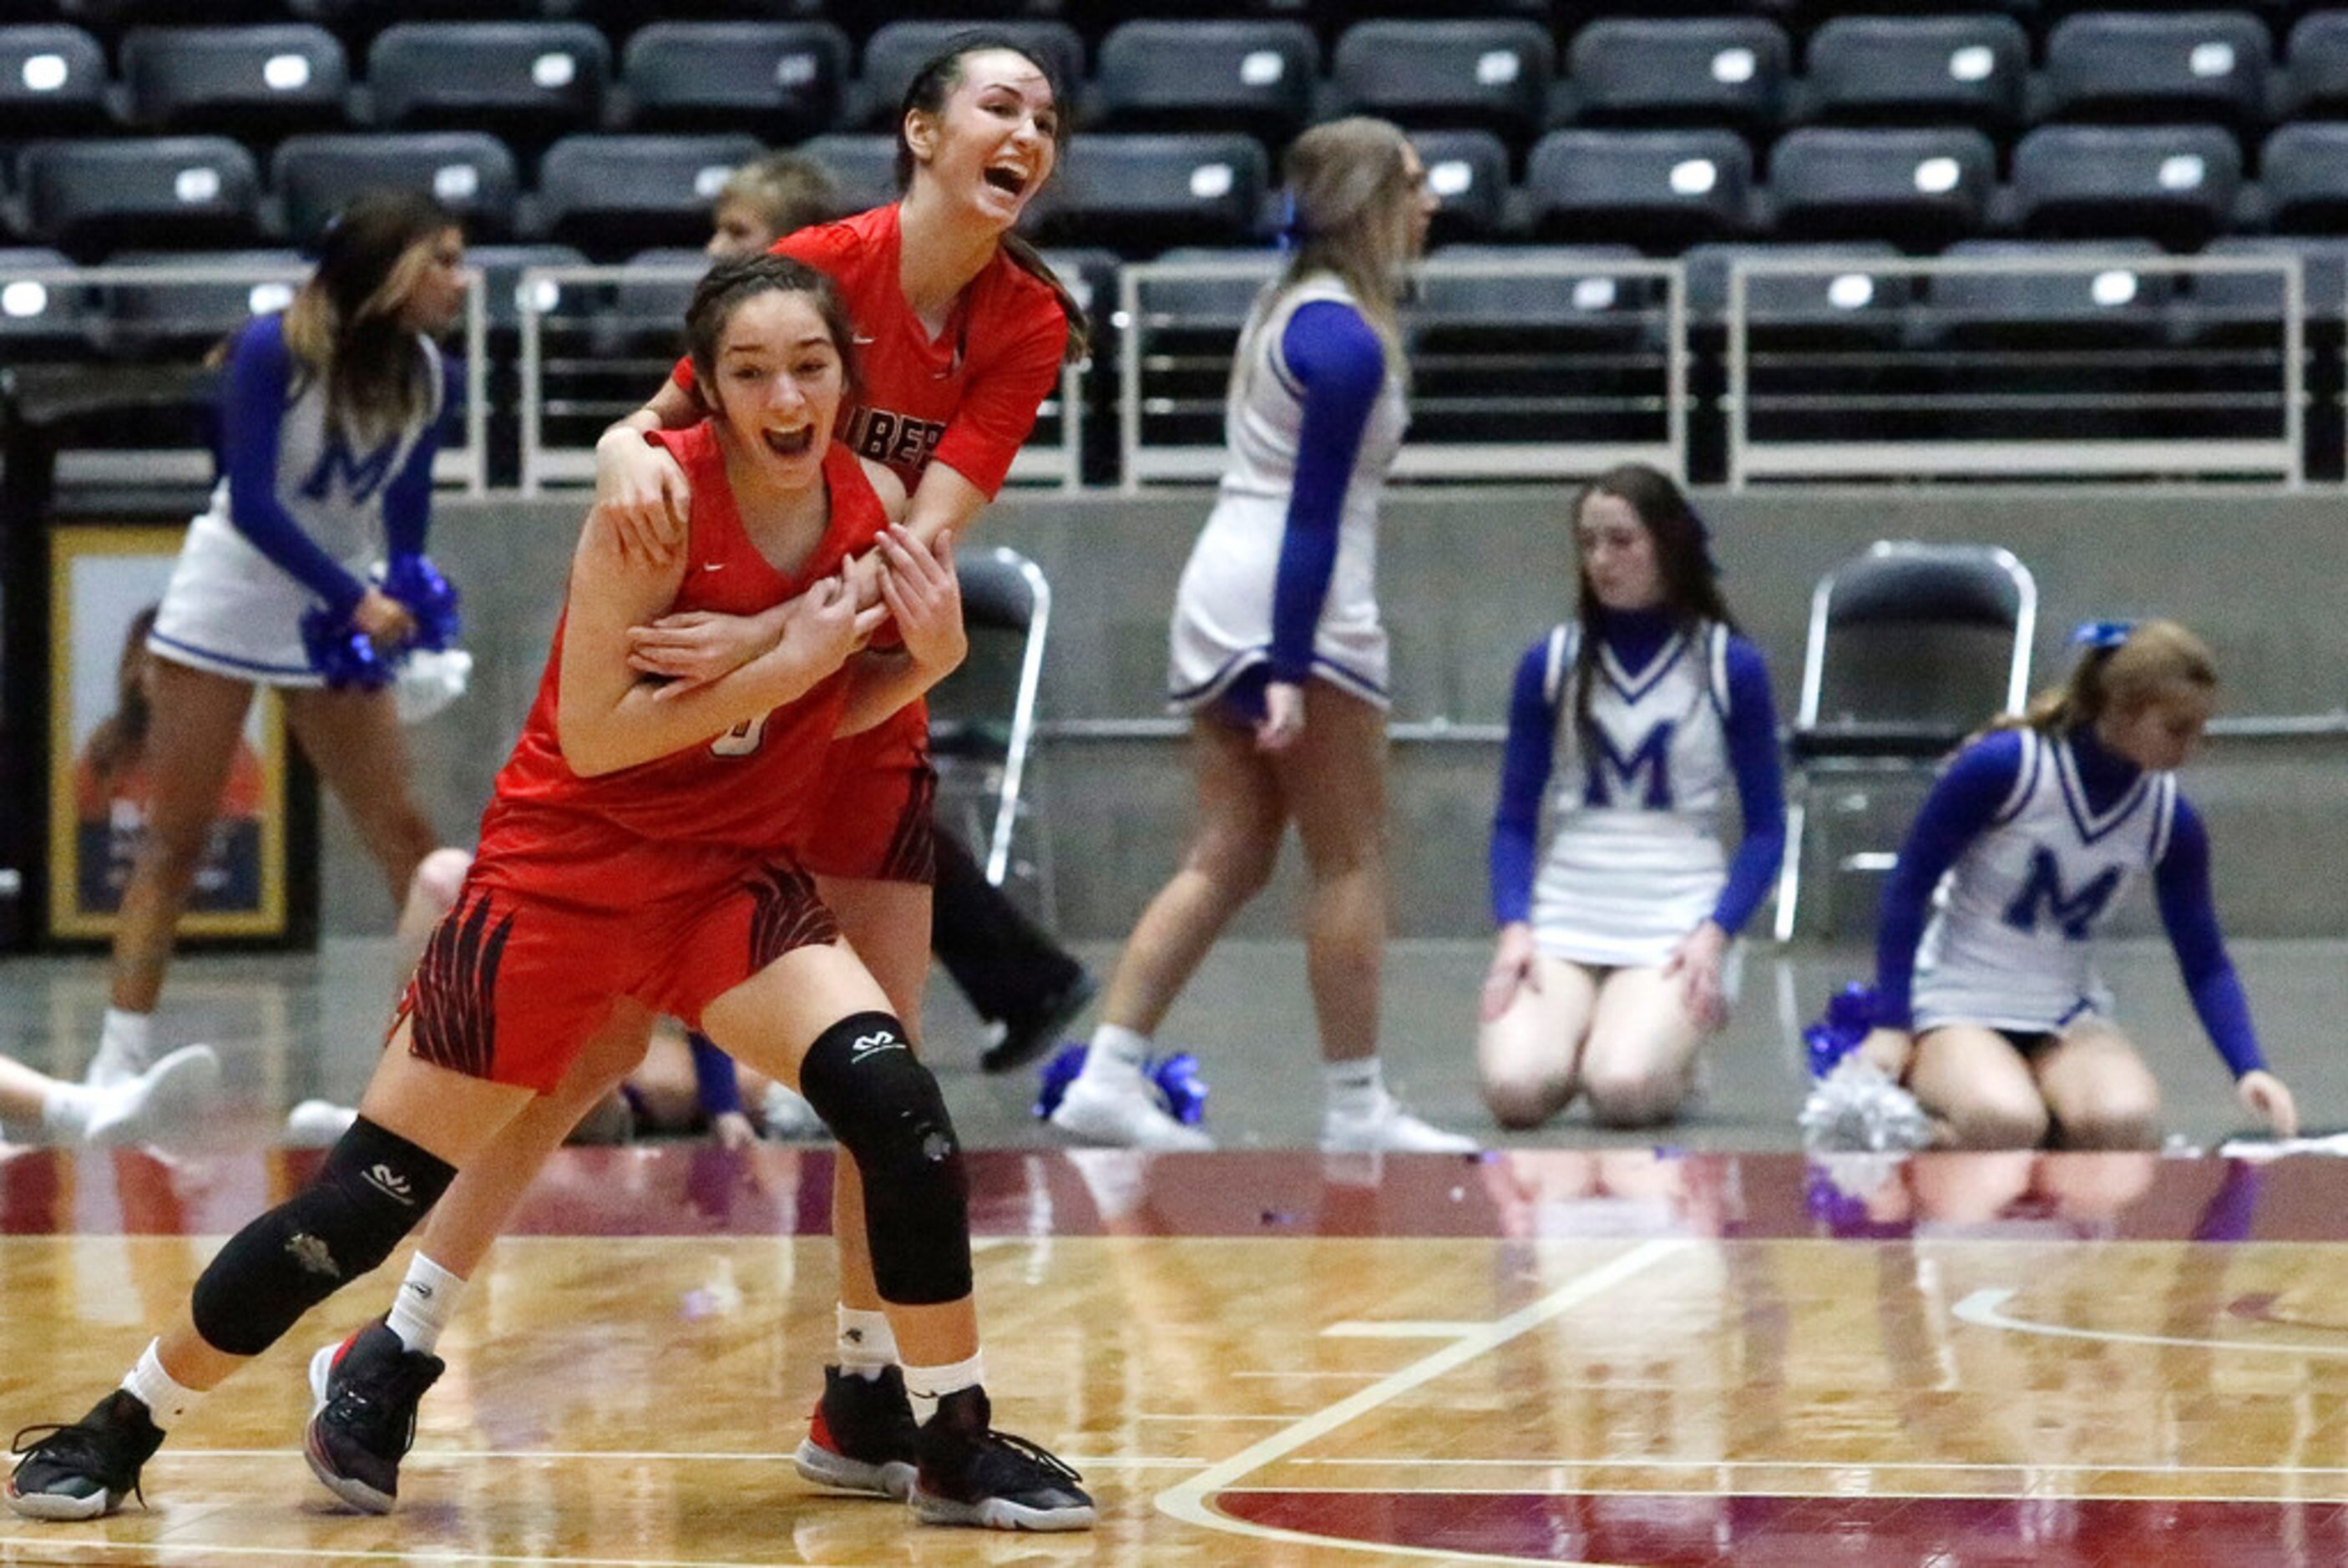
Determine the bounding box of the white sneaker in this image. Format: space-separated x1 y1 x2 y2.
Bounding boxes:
85 1044 222 1146
1319 1092 1477 1156
83 1039 146 1090
762 1083 830 1141
1050 1070 1214 1151
285 1100 359 1148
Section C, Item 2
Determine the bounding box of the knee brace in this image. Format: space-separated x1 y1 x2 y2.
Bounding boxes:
191 1117 454 1356
796 1012 971 1306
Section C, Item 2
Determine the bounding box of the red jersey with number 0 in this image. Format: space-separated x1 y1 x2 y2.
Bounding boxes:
473 427 888 884
673 203 1069 498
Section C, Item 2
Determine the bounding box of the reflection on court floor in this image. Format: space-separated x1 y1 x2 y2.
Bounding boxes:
3 1146 2344 1565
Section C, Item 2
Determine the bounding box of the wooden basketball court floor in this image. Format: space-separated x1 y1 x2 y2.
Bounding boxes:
8 938 2348 1563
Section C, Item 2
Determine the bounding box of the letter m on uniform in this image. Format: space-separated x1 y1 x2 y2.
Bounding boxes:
301 434 397 505
1586 721 1674 808
2001 847 2122 939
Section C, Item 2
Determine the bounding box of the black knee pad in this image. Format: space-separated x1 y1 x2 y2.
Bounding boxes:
796 1012 971 1306
191 1117 454 1356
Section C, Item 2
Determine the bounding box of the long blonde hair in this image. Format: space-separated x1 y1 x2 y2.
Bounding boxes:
1998 619 2217 736
280 190 457 446
1264 116 1418 373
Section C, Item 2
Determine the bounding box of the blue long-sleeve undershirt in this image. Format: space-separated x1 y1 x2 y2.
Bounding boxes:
1266 299 1384 685
1486 615 1786 938
219 316 449 619
1872 726 2264 1077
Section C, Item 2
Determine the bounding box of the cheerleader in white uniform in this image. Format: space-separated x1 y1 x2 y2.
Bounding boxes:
1858 620 2298 1149
1478 466 1784 1130
89 192 468 1090
1053 118 1471 1153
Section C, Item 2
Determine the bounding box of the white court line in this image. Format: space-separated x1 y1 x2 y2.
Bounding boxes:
1155 1237 1691 1566
1956 1287 2348 1358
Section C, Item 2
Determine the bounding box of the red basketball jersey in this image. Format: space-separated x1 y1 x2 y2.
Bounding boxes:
475 427 889 877
675 203 1069 498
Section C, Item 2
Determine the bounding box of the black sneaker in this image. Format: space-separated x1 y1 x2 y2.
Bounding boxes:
7 1390 164 1520
982 970 1099 1075
910 1385 1096 1531
792 1365 918 1500
302 1319 443 1515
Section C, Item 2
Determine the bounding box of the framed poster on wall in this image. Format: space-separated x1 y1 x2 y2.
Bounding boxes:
46 524 290 942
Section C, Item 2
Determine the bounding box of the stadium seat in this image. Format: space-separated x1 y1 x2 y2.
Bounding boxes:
1524 129 1749 251
366 23 610 140
2043 11 2270 128
0 25 109 135
23 137 262 260
1564 18 1791 134
1921 238 2176 347
535 133 767 255
592 244 706 357
1801 15 2028 132
2259 121 2348 233
120 24 348 136
853 20 1085 129
0 245 102 353
2184 235 2348 341
102 247 307 361
1328 19 1554 141
1416 242 1661 350
1087 20 1316 143
1410 129 1511 244
273 131 519 246
620 21 849 140
59 0 301 31
2011 123 2241 250
2285 12 2348 119
464 240 593 331
794 133 899 215
1683 240 1911 343
1767 127 1996 251
1029 132 1268 254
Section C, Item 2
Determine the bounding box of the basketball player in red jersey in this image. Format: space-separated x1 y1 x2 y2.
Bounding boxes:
279 34 1085 1517
7 255 1096 1535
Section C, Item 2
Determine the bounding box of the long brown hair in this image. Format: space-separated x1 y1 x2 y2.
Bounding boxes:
1998 619 2216 737
893 30 1089 362
1269 117 1419 372
685 252 859 420
281 190 458 445
1566 463 1737 747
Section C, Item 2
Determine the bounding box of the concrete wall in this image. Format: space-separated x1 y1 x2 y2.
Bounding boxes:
321 484 2348 940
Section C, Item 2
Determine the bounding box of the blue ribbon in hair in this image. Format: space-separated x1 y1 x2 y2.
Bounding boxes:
2072 619 2135 651
1275 190 1300 253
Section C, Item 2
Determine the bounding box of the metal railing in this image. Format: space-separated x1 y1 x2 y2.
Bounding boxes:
0 261 487 495
1724 251 2305 489
1116 254 1690 488
514 261 1083 495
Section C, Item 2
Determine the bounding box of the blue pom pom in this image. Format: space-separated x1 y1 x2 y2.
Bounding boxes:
1032 1043 1211 1127
1803 982 1879 1079
301 604 396 690
382 554 461 651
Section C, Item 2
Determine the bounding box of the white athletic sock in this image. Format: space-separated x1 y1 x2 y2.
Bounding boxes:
120 1339 203 1428
89 1009 154 1087
385 1254 466 1355
1079 1023 1151 1083
837 1305 897 1378
902 1350 986 1426
38 1082 98 1141
1325 1056 1386 1121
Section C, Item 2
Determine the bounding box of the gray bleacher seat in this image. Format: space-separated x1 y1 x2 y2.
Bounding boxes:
0 245 102 352
2259 121 2348 234
534 133 767 256
1802 15 2028 132
1683 241 1911 344
102 246 306 360
1768 127 1995 251
2043 11 2270 128
1409 129 1511 243
620 21 849 140
1030 131 1268 254
23 136 262 260
366 22 610 140
1329 18 1553 142
120 24 348 136
2286 12 2348 119
1525 128 1749 250
1087 19 1316 143
853 20 1083 129
465 240 593 331
2011 123 2241 250
0 25 109 134
1921 238 2176 346
794 133 898 215
1565 18 1790 133
273 131 519 246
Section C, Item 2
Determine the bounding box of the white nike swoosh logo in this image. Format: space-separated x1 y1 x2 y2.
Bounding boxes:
701 562 726 573
852 334 876 346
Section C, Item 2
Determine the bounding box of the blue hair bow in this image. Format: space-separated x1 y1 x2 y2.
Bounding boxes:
1275 190 1300 253
2072 619 2135 650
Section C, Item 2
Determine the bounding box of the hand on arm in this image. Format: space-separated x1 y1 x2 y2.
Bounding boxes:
837 527 966 735
1480 922 1540 1023
591 378 703 567
1662 919 1730 1031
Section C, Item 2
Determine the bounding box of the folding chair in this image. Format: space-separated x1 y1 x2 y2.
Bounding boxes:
1771 540 2036 941
927 545 1056 917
